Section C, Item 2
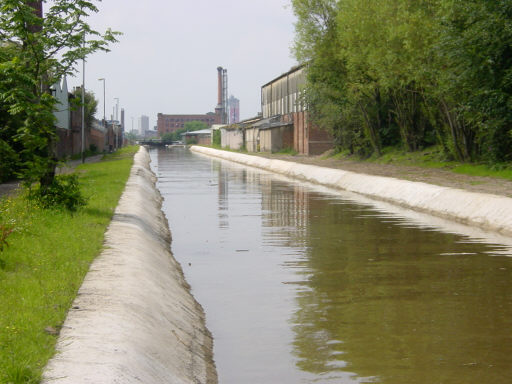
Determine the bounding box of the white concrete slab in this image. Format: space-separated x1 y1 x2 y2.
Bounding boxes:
42 147 217 384
191 146 512 237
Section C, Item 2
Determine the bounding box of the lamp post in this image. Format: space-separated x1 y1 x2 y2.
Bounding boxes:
98 77 107 150
98 78 106 127
114 97 119 121
81 49 85 164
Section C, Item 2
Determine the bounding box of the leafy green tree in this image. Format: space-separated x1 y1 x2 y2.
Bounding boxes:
0 0 119 189
160 121 207 142
124 130 138 141
292 0 512 163
434 0 512 162
0 45 21 181
71 88 98 130
184 120 207 132
161 132 174 141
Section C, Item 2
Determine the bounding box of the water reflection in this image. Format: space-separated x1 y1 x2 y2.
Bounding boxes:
152 148 512 384
260 178 512 384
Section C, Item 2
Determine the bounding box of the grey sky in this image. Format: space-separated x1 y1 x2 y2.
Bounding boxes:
68 0 297 130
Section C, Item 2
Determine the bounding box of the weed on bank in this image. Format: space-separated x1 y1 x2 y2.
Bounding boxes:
0 146 138 383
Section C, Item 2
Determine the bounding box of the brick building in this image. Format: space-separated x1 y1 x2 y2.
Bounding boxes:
157 113 217 136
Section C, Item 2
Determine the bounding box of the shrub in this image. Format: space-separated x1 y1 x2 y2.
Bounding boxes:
27 174 87 212
89 143 98 153
0 139 20 182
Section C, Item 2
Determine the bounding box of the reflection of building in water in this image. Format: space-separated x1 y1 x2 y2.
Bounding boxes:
214 162 229 229
289 196 512 383
260 179 310 249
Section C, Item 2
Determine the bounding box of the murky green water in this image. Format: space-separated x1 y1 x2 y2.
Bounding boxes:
151 148 512 384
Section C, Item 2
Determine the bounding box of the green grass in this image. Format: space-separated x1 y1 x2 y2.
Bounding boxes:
0 146 139 383
329 146 512 181
451 164 512 179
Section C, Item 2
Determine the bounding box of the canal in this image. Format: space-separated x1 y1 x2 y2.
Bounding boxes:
150 147 512 384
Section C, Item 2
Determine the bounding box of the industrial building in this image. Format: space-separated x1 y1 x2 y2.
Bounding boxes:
215 67 228 124
157 113 217 135
157 67 233 137
218 65 333 155
261 65 332 155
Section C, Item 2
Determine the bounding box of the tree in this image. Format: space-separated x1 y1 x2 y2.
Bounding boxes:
184 120 207 132
160 121 207 142
124 130 138 141
0 0 119 189
0 44 22 181
71 87 98 130
434 0 512 162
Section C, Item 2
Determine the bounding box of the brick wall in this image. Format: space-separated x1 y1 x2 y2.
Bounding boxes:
197 135 211 146
157 113 216 136
292 111 332 155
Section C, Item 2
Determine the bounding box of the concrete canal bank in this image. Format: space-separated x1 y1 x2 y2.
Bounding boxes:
42 147 217 383
191 146 512 237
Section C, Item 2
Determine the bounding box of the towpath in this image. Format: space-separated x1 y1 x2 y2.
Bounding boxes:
0 155 103 199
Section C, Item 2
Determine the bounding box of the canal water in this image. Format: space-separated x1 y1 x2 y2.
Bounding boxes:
150 147 512 384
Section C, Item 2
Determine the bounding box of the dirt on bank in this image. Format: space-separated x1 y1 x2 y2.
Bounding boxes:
253 152 512 198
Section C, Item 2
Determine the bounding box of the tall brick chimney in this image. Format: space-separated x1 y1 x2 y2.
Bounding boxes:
217 67 223 106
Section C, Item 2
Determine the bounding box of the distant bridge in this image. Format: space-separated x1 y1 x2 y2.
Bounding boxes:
138 140 185 147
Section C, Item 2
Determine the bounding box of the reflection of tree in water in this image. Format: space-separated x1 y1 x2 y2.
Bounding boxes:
287 196 512 383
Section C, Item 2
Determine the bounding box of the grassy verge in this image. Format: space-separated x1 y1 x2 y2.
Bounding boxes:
0 146 139 383
328 146 512 181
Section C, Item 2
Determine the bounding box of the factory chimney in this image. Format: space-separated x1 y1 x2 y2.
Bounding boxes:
217 67 223 106
215 66 228 124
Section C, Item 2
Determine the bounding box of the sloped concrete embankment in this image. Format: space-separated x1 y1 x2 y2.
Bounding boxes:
191 146 512 237
43 147 217 383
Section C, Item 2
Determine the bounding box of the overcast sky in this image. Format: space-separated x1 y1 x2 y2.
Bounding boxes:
65 0 297 130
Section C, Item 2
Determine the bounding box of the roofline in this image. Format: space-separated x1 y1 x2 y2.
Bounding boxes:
261 63 307 89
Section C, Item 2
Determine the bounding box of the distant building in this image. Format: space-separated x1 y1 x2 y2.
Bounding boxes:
51 77 70 130
51 76 111 157
157 113 217 136
144 129 158 139
228 95 240 124
138 115 149 136
181 128 212 146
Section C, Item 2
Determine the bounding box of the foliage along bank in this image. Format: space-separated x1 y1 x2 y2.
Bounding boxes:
292 0 512 164
0 0 118 184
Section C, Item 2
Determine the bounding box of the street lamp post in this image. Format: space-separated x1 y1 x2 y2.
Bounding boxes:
98 78 106 127
81 51 85 164
114 97 119 121
98 78 107 150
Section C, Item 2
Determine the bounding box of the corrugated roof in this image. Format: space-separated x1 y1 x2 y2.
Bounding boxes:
261 64 306 88
181 128 212 136
258 121 293 130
